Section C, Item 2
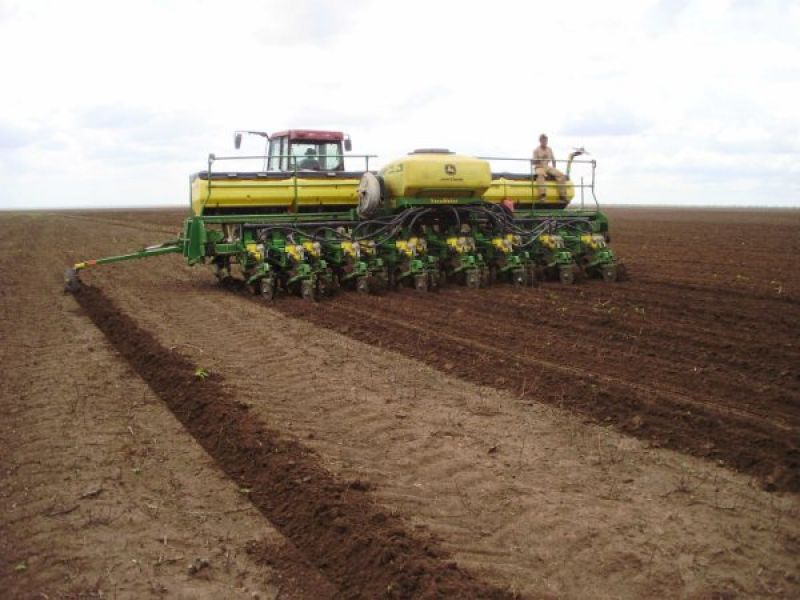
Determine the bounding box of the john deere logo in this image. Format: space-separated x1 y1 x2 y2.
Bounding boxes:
444 164 457 175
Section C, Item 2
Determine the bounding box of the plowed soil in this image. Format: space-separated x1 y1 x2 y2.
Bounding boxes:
2 207 799 599
71 283 516 600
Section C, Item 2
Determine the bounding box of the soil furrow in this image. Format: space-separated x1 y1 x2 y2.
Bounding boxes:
291 286 800 420
55 212 178 236
7 206 795 599
342 302 795 430
72 284 518 600
273 293 800 492
60 204 800 491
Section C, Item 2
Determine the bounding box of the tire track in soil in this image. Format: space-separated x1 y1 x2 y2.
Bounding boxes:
72 284 520 600
270 287 800 494
338 303 794 434
55 212 178 236
632 276 800 307
62 206 800 492
328 284 799 417
348 285 800 422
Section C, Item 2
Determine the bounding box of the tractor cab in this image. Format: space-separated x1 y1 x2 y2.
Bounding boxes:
234 129 352 173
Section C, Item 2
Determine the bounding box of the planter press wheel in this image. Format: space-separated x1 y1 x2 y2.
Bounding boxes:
512 268 526 286
212 257 232 283
487 265 498 286
525 265 538 287
559 266 575 285
479 266 491 288
367 269 389 295
601 265 618 283
259 277 276 301
300 279 319 302
616 262 629 281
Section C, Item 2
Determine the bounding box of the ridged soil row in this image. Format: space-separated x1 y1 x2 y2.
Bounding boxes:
274 285 800 493
72 283 519 600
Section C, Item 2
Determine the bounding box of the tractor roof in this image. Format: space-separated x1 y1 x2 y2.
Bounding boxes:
272 129 345 142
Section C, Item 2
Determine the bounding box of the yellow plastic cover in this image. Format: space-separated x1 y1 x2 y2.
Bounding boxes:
189 160 574 216
190 174 360 216
380 152 491 198
482 177 574 207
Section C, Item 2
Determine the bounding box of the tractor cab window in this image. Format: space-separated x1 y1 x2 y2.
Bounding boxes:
267 137 288 171
289 142 343 171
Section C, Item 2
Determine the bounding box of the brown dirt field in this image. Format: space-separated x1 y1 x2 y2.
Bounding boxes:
2 207 800 598
0 216 338 599
275 206 800 493
70 283 516 600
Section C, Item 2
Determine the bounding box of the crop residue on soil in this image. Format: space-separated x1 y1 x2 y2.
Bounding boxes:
72 284 517 600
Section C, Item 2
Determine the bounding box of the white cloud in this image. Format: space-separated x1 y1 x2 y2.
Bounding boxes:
0 121 32 149
0 0 798 209
562 105 649 137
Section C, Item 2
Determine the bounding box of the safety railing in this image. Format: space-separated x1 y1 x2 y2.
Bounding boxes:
202 153 378 212
200 153 601 212
478 156 599 210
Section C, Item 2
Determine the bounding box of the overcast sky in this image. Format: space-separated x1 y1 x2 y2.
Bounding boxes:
1 0 798 209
